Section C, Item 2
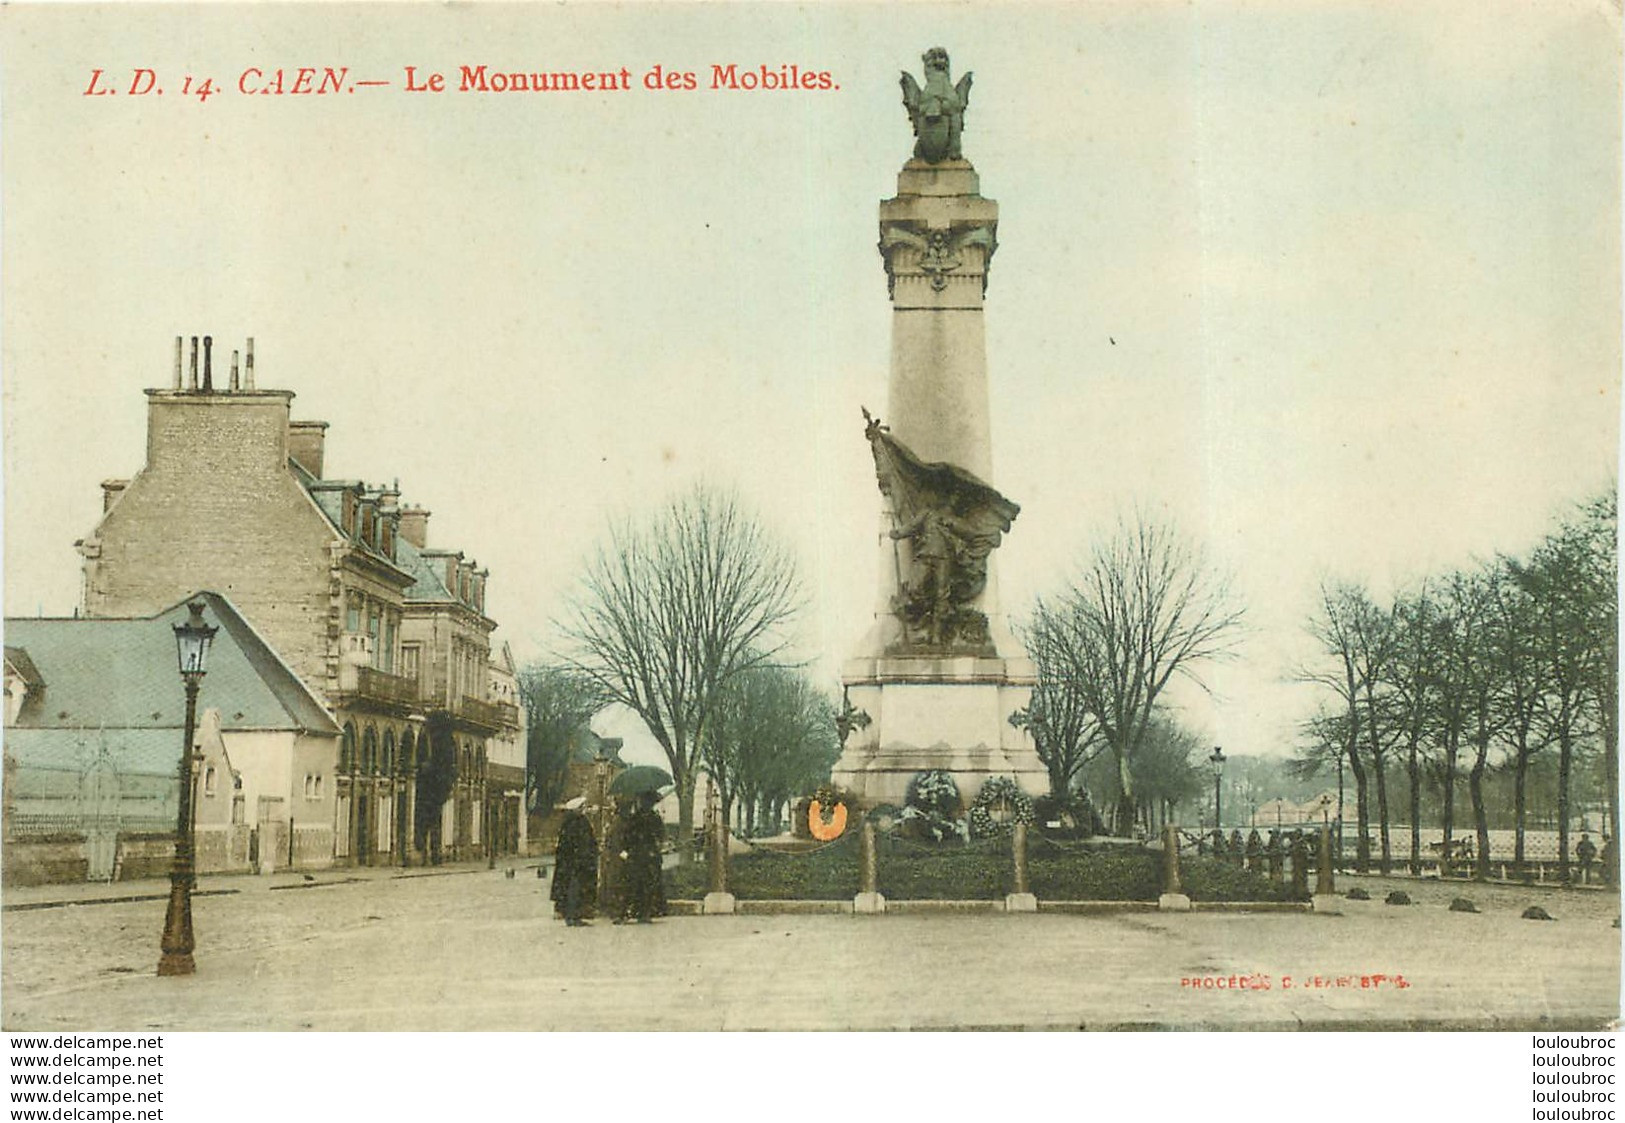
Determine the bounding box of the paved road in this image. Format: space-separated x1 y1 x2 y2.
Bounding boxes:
2 863 1618 1031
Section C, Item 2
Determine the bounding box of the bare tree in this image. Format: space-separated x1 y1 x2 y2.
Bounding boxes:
1513 492 1617 882
517 663 602 817
1348 588 1401 874
559 485 803 861
1388 584 1439 875
1053 515 1243 835
1013 595 1105 797
1300 580 1375 872
1425 568 1495 877
702 664 837 836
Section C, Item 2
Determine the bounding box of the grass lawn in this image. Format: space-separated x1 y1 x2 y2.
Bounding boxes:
665 834 1305 902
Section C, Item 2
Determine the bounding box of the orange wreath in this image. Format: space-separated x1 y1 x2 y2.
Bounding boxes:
808 799 848 841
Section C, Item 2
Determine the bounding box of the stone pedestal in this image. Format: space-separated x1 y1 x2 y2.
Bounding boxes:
834 654 1046 805
1005 893 1038 913
1158 893 1193 912
853 891 887 914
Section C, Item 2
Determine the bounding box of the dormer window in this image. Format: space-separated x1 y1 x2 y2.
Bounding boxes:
361 504 375 547
342 491 356 535
381 518 395 559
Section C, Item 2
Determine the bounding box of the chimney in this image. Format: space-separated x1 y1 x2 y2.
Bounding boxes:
230 350 240 391
202 336 213 392
172 337 182 390
287 420 329 478
100 479 129 513
244 337 256 390
398 506 431 549
188 337 199 391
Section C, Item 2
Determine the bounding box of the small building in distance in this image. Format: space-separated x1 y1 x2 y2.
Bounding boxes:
532 729 625 851
486 640 528 855
3 592 340 884
1250 791 1339 829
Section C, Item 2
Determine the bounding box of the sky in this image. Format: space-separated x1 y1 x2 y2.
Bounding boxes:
2 1 1618 772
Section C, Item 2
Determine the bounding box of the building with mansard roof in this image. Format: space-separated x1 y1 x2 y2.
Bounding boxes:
71 335 524 870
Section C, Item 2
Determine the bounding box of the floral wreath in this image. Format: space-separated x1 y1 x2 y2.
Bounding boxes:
968 775 1035 839
808 783 850 841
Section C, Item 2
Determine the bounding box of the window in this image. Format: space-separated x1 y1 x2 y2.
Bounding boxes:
341 724 356 771
346 595 362 633
315 775 324 798
400 644 420 682
304 774 314 799
361 504 375 547
381 615 396 673
204 766 217 797
368 608 381 665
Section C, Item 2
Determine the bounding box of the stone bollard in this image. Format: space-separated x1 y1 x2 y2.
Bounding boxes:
1006 820 1037 913
1290 834 1310 899
1312 825 1341 913
1159 823 1191 911
854 816 886 914
702 797 735 915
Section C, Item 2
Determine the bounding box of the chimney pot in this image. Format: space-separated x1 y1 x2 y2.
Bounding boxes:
398 507 431 549
287 420 329 478
202 336 214 392
173 337 182 390
230 350 240 391
245 337 256 390
188 337 199 391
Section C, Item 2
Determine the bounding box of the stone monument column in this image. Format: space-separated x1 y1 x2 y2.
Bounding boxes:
835 48 1046 808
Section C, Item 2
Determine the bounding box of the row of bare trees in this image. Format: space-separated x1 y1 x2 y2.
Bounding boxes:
537 485 834 860
1297 491 1617 880
1016 515 1244 835
700 665 840 836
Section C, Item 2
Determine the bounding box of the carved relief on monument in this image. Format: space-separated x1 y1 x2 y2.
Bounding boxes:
878 222 997 296
863 409 1018 655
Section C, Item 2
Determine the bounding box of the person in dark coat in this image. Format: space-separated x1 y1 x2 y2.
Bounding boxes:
617 791 668 923
1577 833 1599 885
603 799 634 922
551 797 599 926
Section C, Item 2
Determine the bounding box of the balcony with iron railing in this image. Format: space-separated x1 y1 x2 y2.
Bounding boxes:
336 662 419 708
451 695 519 731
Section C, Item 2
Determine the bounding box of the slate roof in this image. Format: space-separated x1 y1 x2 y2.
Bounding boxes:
4 727 186 777
395 535 456 604
4 591 338 739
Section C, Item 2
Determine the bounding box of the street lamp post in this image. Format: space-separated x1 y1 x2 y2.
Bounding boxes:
1208 746 1226 834
158 601 216 977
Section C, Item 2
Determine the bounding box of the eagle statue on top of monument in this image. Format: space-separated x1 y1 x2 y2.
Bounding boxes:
900 47 973 164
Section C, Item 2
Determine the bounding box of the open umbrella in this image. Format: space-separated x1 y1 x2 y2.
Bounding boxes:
608 764 674 796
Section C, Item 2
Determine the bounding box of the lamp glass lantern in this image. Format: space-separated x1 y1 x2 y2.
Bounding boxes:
1208 746 1226 778
173 602 217 678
